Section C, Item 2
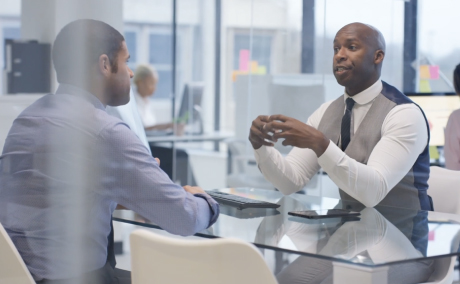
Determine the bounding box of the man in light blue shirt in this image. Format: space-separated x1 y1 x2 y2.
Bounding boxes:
0 19 219 284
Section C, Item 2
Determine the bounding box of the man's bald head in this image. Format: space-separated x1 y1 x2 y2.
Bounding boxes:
332 22 386 96
337 22 386 54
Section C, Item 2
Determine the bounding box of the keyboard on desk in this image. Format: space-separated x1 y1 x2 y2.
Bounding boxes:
205 191 280 210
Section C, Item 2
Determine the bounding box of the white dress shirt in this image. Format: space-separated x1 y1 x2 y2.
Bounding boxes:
134 90 157 128
254 80 428 207
106 89 151 154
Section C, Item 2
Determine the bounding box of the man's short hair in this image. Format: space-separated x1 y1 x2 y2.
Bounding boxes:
454 64 460 95
52 19 125 84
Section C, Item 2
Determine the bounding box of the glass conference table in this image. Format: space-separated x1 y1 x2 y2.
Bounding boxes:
113 188 460 284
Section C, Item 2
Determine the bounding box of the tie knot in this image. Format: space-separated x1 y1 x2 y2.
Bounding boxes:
345 97 355 111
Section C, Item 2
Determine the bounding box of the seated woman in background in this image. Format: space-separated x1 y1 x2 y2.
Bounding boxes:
134 64 180 132
444 64 460 170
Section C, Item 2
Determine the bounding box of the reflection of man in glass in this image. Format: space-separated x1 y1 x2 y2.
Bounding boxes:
255 198 434 283
249 22 431 211
0 19 219 283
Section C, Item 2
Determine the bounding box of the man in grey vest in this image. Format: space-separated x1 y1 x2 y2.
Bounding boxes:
249 22 432 211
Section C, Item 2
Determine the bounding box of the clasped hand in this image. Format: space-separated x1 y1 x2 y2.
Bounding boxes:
248 114 330 157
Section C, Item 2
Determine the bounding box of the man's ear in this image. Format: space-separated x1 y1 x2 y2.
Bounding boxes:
374 49 385 65
98 54 111 77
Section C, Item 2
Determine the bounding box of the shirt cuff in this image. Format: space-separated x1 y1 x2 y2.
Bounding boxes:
317 140 345 172
194 193 220 228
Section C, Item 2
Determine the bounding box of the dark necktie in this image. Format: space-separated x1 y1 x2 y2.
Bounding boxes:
340 97 355 151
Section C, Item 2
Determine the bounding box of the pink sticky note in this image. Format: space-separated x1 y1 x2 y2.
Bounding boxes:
429 65 439 80
239 49 250 71
428 230 435 241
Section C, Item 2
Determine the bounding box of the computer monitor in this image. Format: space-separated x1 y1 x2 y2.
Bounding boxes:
406 92 460 146
177 82 204 133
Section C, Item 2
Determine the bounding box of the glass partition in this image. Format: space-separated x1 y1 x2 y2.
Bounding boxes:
219 0 447 198
418 0 458 93
2 0 460 281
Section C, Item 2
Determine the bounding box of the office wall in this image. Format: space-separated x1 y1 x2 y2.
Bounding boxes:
124 0 201 25
21 0 123 41
0 0 458 178
20 0 123 92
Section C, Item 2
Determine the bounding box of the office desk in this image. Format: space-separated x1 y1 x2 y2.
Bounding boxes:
146 131 233 186
146 131 234 143
114 188 460 284
147 131 234 152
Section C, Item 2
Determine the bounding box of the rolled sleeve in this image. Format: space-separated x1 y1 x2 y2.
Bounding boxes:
194 193 220 228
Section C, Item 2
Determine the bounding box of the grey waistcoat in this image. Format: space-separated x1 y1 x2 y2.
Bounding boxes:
317 81 431 210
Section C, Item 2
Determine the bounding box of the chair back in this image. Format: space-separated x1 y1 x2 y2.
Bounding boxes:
130 230 278 284
424 167 460 284
0 223 35 284
428 166 460 215
420 210 460 284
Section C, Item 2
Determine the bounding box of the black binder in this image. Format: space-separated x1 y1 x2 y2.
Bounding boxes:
5 39 51 94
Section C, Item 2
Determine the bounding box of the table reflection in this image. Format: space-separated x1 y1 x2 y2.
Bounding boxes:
254 197 434 284
114 188 460 284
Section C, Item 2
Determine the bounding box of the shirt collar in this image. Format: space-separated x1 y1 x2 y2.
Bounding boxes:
55 83 106 111
344 79 383 105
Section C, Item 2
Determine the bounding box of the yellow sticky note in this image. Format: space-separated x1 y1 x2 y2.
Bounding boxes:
419 80 431 93
232 70 248 82
250 61 259 73
232 71 238 82
429 146 440 160
420 65 430 79
257 66 267 74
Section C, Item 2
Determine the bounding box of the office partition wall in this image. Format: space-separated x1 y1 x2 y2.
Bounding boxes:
1 0 460 278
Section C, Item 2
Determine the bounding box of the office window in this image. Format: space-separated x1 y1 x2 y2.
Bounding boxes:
149 32 183 99
418 0 460 92
149 33 172 99
155 70 172 99
149 33 173 65
3 27 20 40
124 31 137 65
322 0 405 90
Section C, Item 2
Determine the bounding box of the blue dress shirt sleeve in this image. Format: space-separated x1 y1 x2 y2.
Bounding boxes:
99 120 219 236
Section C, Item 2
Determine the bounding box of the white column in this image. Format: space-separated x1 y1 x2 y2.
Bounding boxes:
199 0 216 134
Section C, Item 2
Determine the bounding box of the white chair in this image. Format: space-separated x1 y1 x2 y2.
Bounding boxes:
428 166 460 215
0 223 35 284
130 229 278 284
420 166 460 284
420 256 456 284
